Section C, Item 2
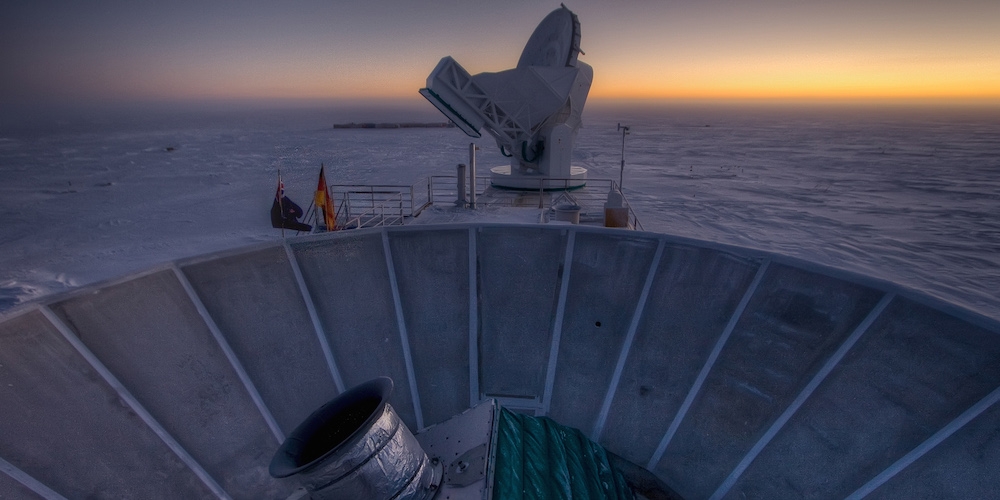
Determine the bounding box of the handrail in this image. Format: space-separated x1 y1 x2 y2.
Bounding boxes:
338 191 406 229
427 175 642 229
325 175 642 230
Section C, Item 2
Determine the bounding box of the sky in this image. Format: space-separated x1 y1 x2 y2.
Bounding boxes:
1 0 999 110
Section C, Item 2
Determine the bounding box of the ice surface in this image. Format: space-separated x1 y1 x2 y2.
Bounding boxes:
1 104 998 320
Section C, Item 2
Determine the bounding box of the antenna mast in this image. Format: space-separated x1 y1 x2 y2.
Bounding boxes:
617 123 630 189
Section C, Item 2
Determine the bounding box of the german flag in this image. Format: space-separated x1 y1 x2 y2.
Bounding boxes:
314 164 337 230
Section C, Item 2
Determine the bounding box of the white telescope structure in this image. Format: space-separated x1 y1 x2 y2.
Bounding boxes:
419 6 592 190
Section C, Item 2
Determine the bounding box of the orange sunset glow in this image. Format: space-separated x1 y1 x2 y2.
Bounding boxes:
2 1 998 107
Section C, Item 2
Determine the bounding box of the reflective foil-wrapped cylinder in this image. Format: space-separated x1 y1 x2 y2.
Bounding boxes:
269 378 439 500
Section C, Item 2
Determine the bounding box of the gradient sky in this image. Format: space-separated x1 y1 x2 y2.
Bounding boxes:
2 0 998 108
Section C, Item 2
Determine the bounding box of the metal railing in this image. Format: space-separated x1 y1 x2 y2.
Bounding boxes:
323 176 643 231
428 175 644 230
336 192 403 229
428 175 491 207
326 182 432 229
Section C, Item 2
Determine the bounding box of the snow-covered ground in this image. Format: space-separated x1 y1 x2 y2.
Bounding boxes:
2 104 998 319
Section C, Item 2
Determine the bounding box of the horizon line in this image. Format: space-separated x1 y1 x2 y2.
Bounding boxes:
6 94 1000 111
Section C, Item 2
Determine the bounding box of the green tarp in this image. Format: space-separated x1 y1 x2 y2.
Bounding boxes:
493 408 635 500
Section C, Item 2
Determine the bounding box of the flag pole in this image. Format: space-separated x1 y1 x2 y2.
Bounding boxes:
278 169 285 239
315 163 336 232
319 163 325 231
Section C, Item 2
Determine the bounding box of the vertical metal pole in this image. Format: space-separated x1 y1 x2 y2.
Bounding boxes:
469 143 478 209
278 170 285 239
457 164 467 207
620 136 625 187
618 123 630 189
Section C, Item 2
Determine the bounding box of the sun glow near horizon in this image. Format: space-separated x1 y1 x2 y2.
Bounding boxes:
2 1 998 109
588 57 1000 102
107 50 999 105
